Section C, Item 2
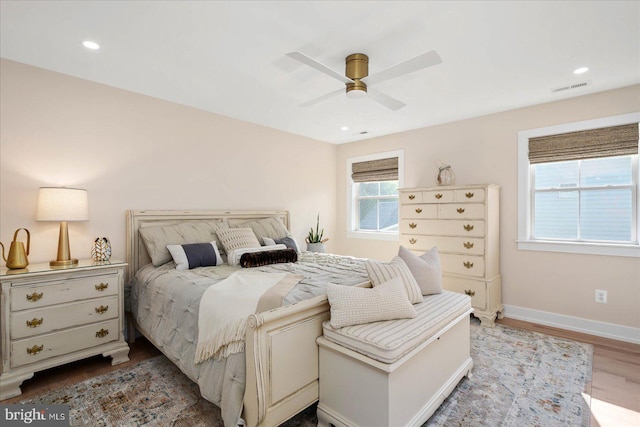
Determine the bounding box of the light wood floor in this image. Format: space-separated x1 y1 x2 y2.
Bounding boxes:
2 319 639 426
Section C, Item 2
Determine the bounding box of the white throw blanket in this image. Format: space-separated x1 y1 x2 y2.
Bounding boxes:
195 271 303 363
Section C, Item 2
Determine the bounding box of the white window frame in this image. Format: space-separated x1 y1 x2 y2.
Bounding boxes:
517 112 640 257
346 150 404 241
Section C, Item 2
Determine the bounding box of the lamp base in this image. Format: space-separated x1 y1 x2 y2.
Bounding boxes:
50 258 78 267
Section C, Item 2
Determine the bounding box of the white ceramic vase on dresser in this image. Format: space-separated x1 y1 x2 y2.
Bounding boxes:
399 184 503 326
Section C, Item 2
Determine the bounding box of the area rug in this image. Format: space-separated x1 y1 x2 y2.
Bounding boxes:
18 318 592 426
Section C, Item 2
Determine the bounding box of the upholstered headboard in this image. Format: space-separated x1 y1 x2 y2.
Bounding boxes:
125 209 290 283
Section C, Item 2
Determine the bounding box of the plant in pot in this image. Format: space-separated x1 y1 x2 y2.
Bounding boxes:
306 214 328 253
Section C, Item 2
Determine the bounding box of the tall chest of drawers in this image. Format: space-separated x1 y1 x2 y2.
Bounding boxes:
399 185 503 326
0 260 130 400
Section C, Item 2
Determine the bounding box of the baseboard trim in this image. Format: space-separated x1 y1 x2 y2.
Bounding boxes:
503 305 640 345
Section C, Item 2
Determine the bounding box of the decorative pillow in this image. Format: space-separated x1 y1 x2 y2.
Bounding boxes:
398 246 443 295
167 241 223 270
326 277 417 329
216 227 261 259
139 220 229 266
232 217 290 245
365 257 423 304
240 248 298 268
227 244 287 266
274 236 301 254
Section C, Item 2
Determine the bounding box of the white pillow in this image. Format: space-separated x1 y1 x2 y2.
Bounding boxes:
326 277 417 329
167 241 223 270
227 244 287 266
216 227 261 259
365 257 423 304
398 246 443 295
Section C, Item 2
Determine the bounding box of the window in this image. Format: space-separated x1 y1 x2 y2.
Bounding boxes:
347 150 403 240
518 113 640 257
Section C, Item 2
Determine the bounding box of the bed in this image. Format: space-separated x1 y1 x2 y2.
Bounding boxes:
125 210 369 427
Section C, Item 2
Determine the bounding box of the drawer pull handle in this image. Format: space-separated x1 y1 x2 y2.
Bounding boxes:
95 283 109 291
408 194 415 200
463 261 474 269
457 208 465 214
415 208 422 214
95 305 109 314
464 289 476 297
26 318 43 328
465 192 475 198
27 344 44 355
96 328 109 338
463 224 474 231
409 222 417 229
463 242 475 249
435 193 443 199
26 292 43 302
409 238 417 244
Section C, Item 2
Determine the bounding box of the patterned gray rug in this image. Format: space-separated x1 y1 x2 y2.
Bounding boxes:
19 318 592 426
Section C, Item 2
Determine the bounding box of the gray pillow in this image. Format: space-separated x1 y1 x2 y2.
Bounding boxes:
232 217 290 245
398 246 443 295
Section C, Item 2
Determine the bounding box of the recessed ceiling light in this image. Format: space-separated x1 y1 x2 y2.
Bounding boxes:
341 126 349 131
574 67 589 74
82 41 100 50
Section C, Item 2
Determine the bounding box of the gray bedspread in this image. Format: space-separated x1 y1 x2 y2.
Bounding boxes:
129 252 368 426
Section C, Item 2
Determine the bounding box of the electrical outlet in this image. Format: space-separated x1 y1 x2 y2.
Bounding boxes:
595 289 608 304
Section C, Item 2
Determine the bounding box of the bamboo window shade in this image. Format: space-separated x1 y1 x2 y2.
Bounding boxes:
351 157 399 183
528 123 639 164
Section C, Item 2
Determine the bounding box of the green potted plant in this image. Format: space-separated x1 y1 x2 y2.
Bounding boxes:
306 214 328 253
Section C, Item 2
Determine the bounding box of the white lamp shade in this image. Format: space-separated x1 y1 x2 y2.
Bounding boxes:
36 187 89 222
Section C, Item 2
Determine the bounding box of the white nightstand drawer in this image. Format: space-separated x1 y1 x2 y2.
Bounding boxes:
440 254 485 277
11 318 119 368
455 189 485 202
400 219 485 237
400 235 484 255
11 295 118 339
442 277 487 311
399 204 437 219
11 274 118 311
422 189 454 203
438 204 485 219
400 191 423 204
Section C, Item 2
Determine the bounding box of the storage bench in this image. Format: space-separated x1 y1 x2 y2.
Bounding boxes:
317 291 473 427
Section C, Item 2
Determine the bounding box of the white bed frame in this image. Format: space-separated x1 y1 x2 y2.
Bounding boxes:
126 209 359 427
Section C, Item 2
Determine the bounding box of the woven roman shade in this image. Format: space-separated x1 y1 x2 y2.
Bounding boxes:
351 157 398 182
528 123 639 164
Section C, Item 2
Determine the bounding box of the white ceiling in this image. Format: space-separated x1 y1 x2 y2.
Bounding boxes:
1 1 638 144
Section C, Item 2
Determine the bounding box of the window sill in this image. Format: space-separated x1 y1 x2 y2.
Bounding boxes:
347 231 399 241
517 240 640 258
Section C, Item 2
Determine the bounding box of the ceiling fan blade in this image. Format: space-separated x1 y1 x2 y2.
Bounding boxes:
367 88 406 111
300 88 344 107
365 50 442 86
287 51 354 84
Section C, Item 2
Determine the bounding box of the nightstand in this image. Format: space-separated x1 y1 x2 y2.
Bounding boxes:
0 259 130 400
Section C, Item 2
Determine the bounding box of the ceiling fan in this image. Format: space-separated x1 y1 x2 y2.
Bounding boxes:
286 50 442 111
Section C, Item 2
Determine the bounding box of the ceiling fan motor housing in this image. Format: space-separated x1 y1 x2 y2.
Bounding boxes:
345 53 368 96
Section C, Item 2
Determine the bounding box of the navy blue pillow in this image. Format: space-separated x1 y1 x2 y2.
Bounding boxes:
167 241 223 270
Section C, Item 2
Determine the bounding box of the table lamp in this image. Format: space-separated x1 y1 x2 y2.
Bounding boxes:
36 187 89 267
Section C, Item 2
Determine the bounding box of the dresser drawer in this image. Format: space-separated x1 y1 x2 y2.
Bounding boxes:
438 204 485 219
455 189 485 203
422 189 454 203
442 277 487 311
11 274 118 311
399 204 437 219
400 235 484 255
440 254 485 277
11 318 119 368
400 191 423 204
11 295 118 339
400 219 485 237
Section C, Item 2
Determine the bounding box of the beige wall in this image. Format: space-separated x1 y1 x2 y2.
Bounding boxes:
0 59 337 263
335 85 640 330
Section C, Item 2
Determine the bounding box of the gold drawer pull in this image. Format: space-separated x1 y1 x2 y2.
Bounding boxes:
409 222 417 229
464 289 476 297
26 292 43 302
415 208 422 214
95 305 109 314
463 242 474 249
409 238 417 244
95 283 109 291
457 208 465 214
27 344 43 355
408 194 415 200
463 261 474 269
463 224 474 232
465 192 475 198
435 193 443 199
26 318 43 328
95 328 109 338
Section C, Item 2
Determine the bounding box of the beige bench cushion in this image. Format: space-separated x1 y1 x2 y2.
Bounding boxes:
322 290 471 364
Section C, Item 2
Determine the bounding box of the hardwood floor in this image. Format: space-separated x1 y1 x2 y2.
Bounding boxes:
2 320 639 426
